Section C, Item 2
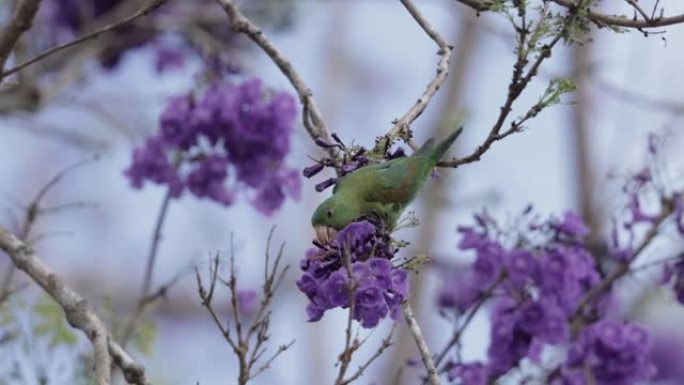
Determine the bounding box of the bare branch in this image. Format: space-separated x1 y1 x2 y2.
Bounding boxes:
212 0 333 155
0 0 43 72
196 232 292 385
402 301 440 385
453 0 684 29
0 226 150 385
549 0 684 29
1 155 99 302
0 0 168 81
440 26 564 168
374 0 453 153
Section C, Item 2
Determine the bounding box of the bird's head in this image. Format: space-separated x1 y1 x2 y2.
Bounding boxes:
311 196 361 244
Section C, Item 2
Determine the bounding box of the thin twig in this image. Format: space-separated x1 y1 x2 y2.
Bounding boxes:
119 186 174 347
212 0 333 156
247 340 296 381
0 0 43 71
433 274 503 370
572 202 672 318
140 188 173 299
195 232 292 385
1 156 99 301
402 301 440 385
375 0 453 153
0 226 150 385
0 0 168 80
340 325 396 385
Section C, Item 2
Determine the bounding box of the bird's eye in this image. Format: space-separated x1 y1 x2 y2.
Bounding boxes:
326 209 333 217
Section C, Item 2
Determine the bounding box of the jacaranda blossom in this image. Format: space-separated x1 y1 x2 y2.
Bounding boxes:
124 78 300 215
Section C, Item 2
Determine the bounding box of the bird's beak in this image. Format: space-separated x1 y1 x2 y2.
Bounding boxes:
315 225 338 245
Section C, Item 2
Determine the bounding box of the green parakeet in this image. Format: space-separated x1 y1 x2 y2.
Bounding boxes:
312 127 463 243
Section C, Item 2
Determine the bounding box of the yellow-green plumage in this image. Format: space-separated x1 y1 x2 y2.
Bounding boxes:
311 127 463 232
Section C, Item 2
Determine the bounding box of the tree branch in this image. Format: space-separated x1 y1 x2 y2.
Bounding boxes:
0 226 150 385
549 0 684 29
0 0 168 81
374 0 453 153
402 301 440 385
453 0 684 29
213 0 333 155
0 0 43 72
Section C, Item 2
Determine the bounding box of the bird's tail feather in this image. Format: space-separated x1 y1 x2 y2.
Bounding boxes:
430 126 464 164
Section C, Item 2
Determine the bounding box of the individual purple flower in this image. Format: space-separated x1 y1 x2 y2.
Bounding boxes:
159 95 197 150
186 155 234 206
552 211 590 238
437 269 479 313
472 245 503 288
516 299 567 344
565 320 655 385
154 44 186 73
505 248 537 287
124 136 183 197
446 362 487 385
237 290 258 315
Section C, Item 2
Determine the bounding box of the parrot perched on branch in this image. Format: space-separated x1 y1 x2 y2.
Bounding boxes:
311 126 463 244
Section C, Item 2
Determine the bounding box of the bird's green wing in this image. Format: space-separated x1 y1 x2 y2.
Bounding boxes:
335 156 429 205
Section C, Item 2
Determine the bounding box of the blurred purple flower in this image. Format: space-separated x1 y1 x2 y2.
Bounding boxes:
186 155 234 206
237 290 258 315
649 330 684 383
125 78 300 215
154 44 186 73
565 319 655 385
552 211 590 238
446 362 487 385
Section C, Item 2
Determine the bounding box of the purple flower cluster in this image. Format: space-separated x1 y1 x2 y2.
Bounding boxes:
296 221 408 328
125 78 300 215
438 209 658 383
561 320 655 385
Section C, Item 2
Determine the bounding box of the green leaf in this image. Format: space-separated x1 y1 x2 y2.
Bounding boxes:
32 294 78 348
132 316 157 356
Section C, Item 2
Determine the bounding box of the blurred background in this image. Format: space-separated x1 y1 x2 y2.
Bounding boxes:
1 0 684 384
